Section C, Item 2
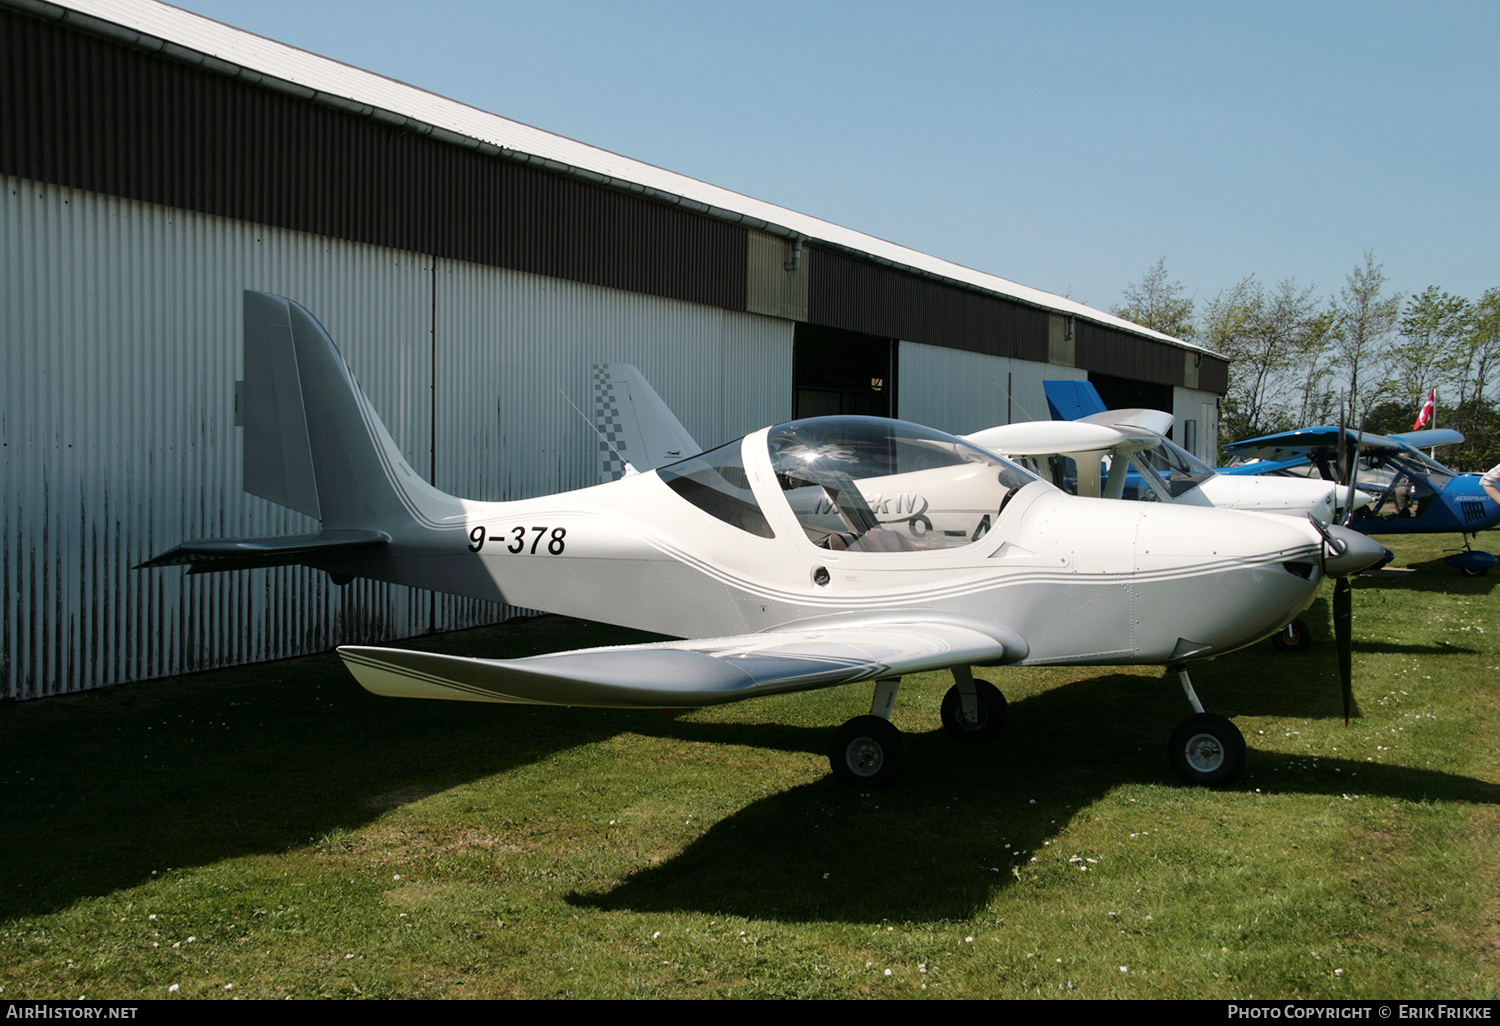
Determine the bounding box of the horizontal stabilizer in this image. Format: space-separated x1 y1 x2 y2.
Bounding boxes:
340 622 1011 708
137 529 389 573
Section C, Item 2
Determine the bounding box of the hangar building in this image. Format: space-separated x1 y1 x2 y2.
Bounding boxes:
0 0 1229 699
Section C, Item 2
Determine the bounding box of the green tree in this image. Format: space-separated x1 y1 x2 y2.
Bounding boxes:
1203 275 1333 439
1445 288 1500 469
1331 251 1401 423
1391 286 1470 417
1456 287 1500 410
1113 257 1195 340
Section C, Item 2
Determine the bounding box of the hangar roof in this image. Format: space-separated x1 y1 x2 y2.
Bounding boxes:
38 0 1210 356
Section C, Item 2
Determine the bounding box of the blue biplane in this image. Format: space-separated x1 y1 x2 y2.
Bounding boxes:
1221 425 1498 575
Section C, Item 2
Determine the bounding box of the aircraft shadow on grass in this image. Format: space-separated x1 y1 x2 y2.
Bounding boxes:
6 649 1495 925
0 649 630 920
566 670 1500 923
1264 595 1479 667
1360 558 1498 597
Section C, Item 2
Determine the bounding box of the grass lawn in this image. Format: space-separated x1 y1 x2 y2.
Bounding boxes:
2 534 1497 999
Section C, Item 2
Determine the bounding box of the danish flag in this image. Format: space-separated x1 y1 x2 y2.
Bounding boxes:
1413 390 1436 430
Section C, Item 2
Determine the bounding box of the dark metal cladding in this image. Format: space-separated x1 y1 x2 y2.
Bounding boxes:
1074 319 1183 386
1198 355 1230 394
0 7 747 311
808 247 1050 361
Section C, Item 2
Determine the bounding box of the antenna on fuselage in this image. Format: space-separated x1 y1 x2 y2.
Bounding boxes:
994 379 1037 424
558 386 637 477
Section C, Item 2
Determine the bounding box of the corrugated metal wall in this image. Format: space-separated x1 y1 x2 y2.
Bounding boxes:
1 175 791 699
896 342 1085 437
1074 319 1186 387
436 265 789 502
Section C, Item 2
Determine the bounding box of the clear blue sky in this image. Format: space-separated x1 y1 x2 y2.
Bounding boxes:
167 0 1499 318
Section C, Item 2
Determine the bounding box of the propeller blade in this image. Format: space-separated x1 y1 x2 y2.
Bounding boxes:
1334 574 1353 725
1344 408 1356 492
1342 418 1365 526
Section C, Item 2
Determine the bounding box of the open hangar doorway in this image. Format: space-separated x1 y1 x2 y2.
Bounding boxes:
1088 373 1175 431
792 324 897 419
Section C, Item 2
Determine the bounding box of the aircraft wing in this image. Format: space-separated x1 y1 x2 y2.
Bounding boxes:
1386 428 1465 449
339 622 1012 708
1216 456 1313 476
965 420 1162 457
1222 425 1432 463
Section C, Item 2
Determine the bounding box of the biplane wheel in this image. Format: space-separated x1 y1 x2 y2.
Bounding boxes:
830 716 907 789
1270 618 1311 653
1168 713 1245 787
939 680 1007 741
1460 565 1488 577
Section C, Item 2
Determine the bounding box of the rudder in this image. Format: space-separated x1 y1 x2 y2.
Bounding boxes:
240 291 460 529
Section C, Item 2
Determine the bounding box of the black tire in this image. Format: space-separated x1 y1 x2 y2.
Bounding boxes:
1168 713 1246 787
829 716 907 789
939 679 1008 741
1270 618 1311 653
1460 565 1488 577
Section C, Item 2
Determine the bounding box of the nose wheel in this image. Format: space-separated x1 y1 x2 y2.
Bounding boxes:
1270 618 1311 652
1168 712 1246 786
1167 666 1247 786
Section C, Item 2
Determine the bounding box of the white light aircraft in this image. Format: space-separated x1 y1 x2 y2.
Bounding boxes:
968 413 1361 523
142 295 1385 789
591 366 1372 658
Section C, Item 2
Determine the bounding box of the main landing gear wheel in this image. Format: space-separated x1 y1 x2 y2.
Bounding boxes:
830 716 907 789
1461 565 1489 577
1168 713 1246 787
1271 618 1311 652
940 679 1008 741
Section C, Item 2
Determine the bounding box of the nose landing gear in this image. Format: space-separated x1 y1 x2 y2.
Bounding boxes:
1167 665 1246 787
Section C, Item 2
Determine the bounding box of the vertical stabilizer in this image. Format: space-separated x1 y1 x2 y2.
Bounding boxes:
239 291 462 529
243 291 322 517
1044 379 1108 421
592 363 703 481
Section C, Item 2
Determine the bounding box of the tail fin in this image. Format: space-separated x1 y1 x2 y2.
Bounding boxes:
140 292 462 575
241 291 460 529
591 363 702 482
1043 379 1109 421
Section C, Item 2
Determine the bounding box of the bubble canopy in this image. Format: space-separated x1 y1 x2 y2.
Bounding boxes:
660 416 1042 551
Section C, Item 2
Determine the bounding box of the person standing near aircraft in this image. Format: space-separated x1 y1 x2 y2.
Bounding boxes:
1482 463 1500 504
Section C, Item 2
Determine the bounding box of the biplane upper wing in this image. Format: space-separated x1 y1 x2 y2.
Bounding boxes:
1224 425 1466 465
